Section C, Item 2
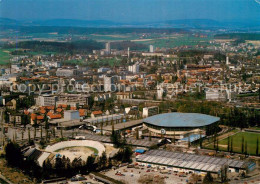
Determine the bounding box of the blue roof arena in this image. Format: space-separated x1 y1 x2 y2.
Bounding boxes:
143 113 220 128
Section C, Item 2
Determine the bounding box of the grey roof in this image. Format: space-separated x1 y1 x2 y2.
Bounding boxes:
136 150 247 173
75 133 157 147
143 113 220 127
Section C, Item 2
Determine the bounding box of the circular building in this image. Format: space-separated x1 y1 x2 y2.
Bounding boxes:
143 113 220 139
37 140 105 166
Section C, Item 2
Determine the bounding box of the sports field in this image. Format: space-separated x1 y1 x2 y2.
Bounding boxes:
54 146 98 161
206 132 260 155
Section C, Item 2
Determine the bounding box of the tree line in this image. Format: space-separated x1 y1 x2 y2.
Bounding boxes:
213 135 259 156
3 40 104 54
159 100 260 129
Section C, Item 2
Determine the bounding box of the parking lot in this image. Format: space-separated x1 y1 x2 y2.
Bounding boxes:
102 164 193 184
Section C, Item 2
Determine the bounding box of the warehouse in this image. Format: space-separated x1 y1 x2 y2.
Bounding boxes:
136 149 249 177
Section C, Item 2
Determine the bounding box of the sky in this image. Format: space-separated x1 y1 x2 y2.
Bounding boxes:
0 0 259 22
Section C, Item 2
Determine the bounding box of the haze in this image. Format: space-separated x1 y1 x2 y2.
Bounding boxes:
0 0 259 23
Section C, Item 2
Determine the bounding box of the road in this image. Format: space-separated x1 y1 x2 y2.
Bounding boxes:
0 173 13 184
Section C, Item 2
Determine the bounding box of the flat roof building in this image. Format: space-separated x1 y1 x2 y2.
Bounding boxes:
136 149 251 176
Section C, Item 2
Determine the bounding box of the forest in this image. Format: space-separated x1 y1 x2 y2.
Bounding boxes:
214 33 260 41
3 40 148 54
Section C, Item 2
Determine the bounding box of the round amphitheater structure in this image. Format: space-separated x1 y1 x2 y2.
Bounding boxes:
38 140 105 166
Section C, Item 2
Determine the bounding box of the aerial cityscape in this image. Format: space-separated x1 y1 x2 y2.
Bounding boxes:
0 0 259 183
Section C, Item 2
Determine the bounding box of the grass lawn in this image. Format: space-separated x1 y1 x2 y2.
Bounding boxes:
0 48 57 66
205 132 260 155
0 49 11 65
250 127 260 130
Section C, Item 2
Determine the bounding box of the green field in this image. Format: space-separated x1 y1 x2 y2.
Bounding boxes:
87 33 139 42
0 49 11 65
250 127 260 130
0 48 57 65
134 34 213 48
206 132 260 155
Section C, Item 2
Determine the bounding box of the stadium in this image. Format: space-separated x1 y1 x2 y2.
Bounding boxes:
143 113 220 139
37 140 106 166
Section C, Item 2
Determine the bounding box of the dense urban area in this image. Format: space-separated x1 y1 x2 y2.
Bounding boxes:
0 7 260 184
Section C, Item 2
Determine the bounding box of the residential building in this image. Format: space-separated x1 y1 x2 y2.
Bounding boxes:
206 89 227 101
105 42 111 54
128 63 139 74
104 75 117 92
142 106 159 118
64 110 80 120
149 45 154 53
36 95 58 106
56 68 82 77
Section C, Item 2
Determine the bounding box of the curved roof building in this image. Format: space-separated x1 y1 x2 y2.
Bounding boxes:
143 113 220 138
143 113 220 128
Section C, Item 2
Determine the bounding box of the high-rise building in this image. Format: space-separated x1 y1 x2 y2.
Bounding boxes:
128 47 130 59
105 42 111 54
104 75 117 92
226 56 229 65
157 85 164 100
149 45 154 53
128 63 139 74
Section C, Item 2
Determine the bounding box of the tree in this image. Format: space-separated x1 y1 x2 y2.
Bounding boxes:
136 129 139 140
42 159 53 179
53 128 56 138
21 130 24 140
230 137 233 153
149 131 152 141
100 122 103 136
256 137 259 156
110 124 124 148
55 156 66 176
99 151 107 169
241 136 244 154
4 110 9 123
34 126 37 140
40 125 43 140
5 141 23 167
216 138 219 151
122 146 133 163
114 145 133 163
86 156 95 173
199 131 202 148
203 172 213 184
66 105 71 110
244 141 248 155
71 158 83 174
213 133 217 149
227 136 230 152
28 127 31 142
60 128 63 139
